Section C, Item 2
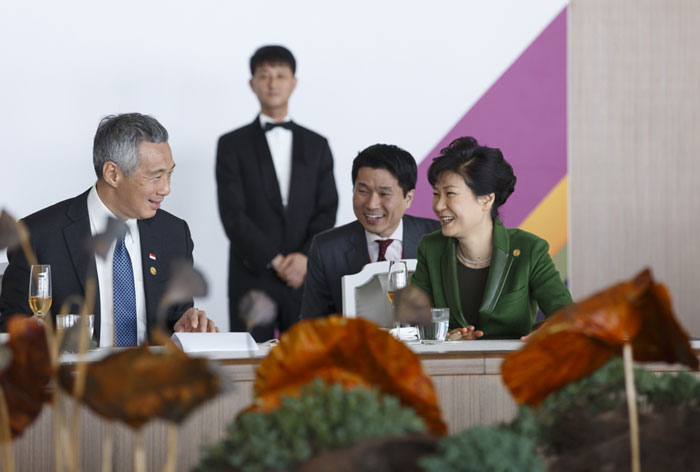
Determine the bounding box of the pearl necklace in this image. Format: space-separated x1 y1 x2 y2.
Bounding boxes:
456 245 491 267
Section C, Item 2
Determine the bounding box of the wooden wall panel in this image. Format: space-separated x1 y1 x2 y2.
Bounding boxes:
569 0 700 335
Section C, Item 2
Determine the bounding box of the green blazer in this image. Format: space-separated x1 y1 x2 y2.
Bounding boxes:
411 219 572 339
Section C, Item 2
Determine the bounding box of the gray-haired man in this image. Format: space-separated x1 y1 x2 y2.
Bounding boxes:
0 113 217 344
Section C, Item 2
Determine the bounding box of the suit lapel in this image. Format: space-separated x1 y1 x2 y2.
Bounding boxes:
441 237 467 326
63 190 101 337
63 220 91 293
479 219 513 321
251 118 284 216
137 217 163 331
343 222 371 274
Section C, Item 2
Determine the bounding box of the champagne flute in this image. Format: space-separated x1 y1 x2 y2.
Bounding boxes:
387 260 407 337
29 264 52 323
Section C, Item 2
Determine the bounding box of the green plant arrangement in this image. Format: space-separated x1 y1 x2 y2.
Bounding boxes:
417 359 700 472
500 269 699 472
419 425 545 472
511 358 700 447
509 358 700 471
194 379 428 472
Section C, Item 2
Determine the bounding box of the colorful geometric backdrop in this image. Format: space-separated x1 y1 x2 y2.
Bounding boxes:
408 7 568 279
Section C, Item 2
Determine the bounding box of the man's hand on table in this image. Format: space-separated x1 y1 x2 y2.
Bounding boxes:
174 307 219 333
446 325 484 341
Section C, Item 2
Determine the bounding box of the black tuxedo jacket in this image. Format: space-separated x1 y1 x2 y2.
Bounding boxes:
300 215 441 319
0 190 194 341
216 118 338 336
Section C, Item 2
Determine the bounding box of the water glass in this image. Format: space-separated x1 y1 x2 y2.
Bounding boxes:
419 308 450 343
56 314 94 339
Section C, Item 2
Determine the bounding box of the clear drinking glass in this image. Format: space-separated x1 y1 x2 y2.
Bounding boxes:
29 264 52 323
420 308 450 344
56 314 94 339
387 260 408 338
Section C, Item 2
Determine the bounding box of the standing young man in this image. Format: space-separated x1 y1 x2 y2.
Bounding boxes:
216 45 338 340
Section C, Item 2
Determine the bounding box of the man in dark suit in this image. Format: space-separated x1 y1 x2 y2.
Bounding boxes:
216 45 338 340
0 113 217 344
300 144 440 319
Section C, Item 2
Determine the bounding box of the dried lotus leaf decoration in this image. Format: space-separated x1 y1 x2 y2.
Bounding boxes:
238 289 277 331
0 210 21 252
501 269 698 407
252 316 447 435
0 209 37 268
0 316 53 438
83 217 128 260
394 285 433 326
60 334 223 428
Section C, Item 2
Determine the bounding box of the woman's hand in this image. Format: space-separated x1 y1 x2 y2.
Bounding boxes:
446 326 484 341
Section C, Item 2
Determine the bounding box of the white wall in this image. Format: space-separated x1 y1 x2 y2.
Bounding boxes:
0 0 566 330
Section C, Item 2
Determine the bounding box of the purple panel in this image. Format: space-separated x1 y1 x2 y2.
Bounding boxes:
409 7 567 228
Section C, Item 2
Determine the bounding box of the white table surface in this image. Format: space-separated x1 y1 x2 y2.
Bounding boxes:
53 338 700 364
56 340 524 363
1 332 698 364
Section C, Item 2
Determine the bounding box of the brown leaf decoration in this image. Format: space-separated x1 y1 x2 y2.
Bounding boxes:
59 339 222 428
84 217 128 259
0 346 11 374
629 282 698 367
394 285 432 326
0 210 20 251
161 260 208 305
501 269 698 407
251 316 447 435
0 316 53 438
59 323 98 353
157 261 208 328
238 289 277 331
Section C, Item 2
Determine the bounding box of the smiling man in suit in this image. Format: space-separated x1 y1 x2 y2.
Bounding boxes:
0 113 218 344
216 45 338 340
300 144 441 319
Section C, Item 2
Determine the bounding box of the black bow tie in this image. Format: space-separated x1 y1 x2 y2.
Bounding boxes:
263 121 293 132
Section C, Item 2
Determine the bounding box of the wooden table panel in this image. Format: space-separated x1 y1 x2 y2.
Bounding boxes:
8 341 699 472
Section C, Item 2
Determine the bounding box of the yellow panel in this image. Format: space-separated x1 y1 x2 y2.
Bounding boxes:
517 175 568 257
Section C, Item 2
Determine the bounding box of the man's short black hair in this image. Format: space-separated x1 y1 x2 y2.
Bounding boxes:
250 45 296 75
351 144 417 197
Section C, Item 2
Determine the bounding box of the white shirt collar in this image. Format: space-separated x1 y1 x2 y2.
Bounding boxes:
87 185 138 238
365 218 404 246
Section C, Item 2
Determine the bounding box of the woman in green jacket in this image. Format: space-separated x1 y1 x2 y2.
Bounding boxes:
411 137 572 340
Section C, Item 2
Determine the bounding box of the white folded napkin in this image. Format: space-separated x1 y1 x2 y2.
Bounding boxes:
388 326 420 342
170 332 258 353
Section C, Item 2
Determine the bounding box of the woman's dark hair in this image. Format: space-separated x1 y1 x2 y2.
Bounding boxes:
427 136 516 219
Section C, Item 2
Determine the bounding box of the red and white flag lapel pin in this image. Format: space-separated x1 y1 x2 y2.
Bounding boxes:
149 253 157 261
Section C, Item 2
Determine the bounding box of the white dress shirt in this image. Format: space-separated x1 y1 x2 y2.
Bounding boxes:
87 186 148 346
365 219 404 262
259 113 293 207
